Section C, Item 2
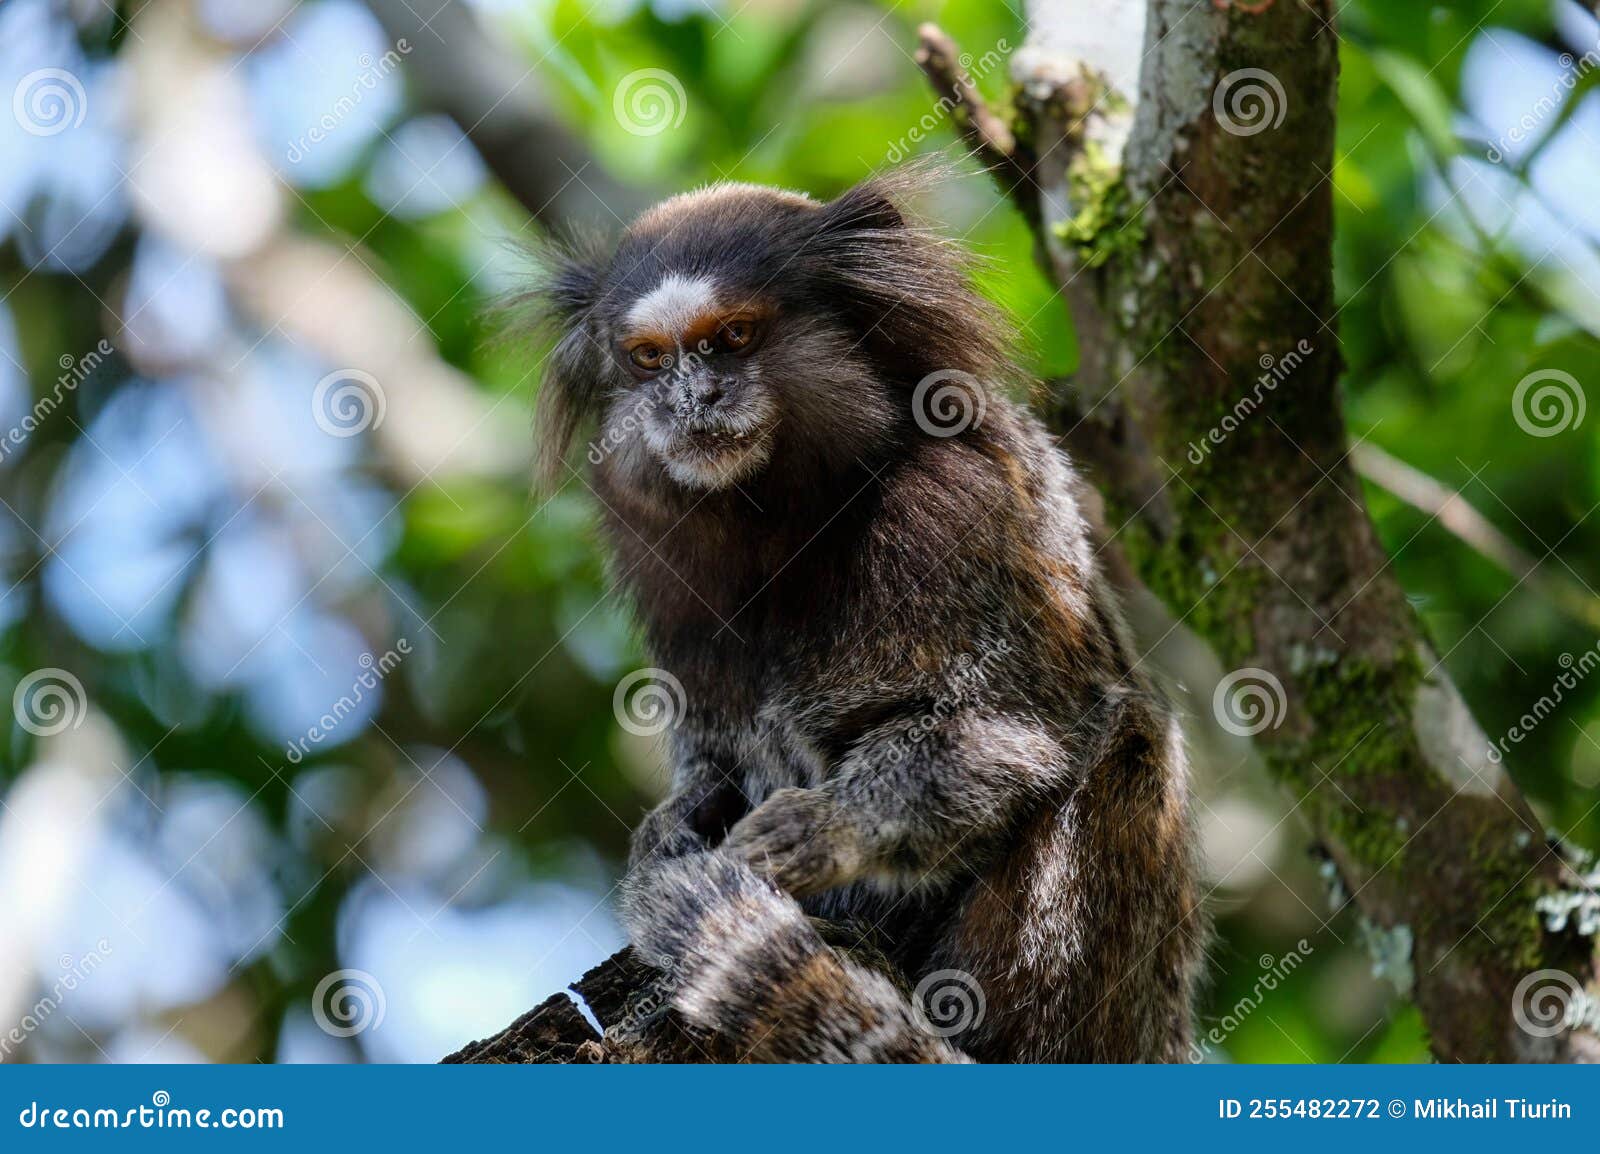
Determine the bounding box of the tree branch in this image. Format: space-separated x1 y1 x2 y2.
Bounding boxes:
442 950 716 1063
1351 442 1600 630
360 0 646 229
913 23 1033 211
443 930 902 1063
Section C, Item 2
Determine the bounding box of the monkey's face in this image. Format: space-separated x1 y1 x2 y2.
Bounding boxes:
535 176 1006 497
582 184 908 494
609 273 783 491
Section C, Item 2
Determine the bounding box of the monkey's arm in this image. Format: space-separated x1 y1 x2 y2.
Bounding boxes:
628 739 752 871
721 708 1091 896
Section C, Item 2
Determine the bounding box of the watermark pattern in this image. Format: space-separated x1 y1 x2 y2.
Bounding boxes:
586 346 710 466
285 41 412 164
607 952 680 1041
587 392 654 466
311 968 386 1038
911 369 986 438
312 369 386 437
886 38 1011 163
1186 340 1313 465
285 640 411 764
1 940 112 1059
911 968 986 1039
1213 667 1287 738
883 638 1011 764
1484 46 1600 164
0 339 113 464
613 667 687 737
1511 368 1585 437
1511 968 1597 1039
613 69 687 137
1188 940 1314 1061
12 68 87 137
1213 68 1287 136
1486 642 1600 763
12 668 87 738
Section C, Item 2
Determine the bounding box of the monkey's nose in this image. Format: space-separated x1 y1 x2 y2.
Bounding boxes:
692 379 724 406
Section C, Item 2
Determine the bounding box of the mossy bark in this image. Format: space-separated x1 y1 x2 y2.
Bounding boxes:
1022 0 1598 1061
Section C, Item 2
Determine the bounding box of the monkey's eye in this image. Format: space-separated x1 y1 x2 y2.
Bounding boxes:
628 343 666 372
716 319 757 353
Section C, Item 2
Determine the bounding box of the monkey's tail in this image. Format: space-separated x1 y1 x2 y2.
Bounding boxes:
620 854 967 1063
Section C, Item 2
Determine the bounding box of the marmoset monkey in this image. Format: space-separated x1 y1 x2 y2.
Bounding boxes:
530 168 1203 1062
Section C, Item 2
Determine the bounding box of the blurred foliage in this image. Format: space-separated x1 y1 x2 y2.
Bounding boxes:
0 0 1596 1064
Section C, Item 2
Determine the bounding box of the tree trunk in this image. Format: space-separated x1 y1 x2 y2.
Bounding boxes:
998 0 1598 1061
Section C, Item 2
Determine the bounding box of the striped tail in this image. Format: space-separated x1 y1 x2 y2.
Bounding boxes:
620 854 967 1063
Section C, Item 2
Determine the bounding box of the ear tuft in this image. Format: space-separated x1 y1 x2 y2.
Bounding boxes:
803 162 1013 390
500 231 608 492
820 181 906 235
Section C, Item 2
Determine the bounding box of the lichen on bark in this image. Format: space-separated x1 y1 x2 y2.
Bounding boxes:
1054 140 1145 268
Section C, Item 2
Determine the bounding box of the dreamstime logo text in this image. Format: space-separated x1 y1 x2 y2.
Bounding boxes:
1188 939 1313 1061
1 940 112 1059
286 41 412 164
887 38 1011 162
1485 46 1600 165
607 952 681 1041
613 69 687 137
1487 641 1600 763
1213 68 1287 136
17 1091 283 1130
613 667 687 737
285 640 410 763
883 638 1011 764
0 339 113 462
587 347 710 465
1186 339 1313 465
1213 667 1287 737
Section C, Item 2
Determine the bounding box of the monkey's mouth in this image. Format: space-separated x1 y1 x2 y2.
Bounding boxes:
679 423 759 451
655 419 776 489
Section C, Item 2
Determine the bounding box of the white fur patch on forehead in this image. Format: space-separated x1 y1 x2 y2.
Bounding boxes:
625 273 720 337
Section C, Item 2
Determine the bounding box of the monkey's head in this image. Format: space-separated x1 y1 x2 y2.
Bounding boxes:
527 169 1009 495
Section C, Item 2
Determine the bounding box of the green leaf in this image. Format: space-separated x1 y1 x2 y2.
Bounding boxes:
1369 49 1461 158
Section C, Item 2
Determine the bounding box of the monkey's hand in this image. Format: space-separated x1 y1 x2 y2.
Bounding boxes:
628 794 710 873
719 787 864 898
